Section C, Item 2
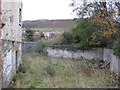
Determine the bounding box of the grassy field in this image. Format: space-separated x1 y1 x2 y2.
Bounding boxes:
8 54 118 88
32 28 66 32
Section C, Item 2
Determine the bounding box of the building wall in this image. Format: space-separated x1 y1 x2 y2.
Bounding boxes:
0 0 22 88
0 0 2 89
1 0 22 42
2 41 21 88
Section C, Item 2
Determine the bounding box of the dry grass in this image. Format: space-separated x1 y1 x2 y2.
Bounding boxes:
8 54 118 88
33 28 66 32
42 34 63 45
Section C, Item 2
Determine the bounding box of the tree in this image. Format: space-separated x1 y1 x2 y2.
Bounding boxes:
71 18 98 42
70 0 106 18
70 0 120 20
89 9 120 47
71 18 99 49
25 29 34 41
115 2 120 15
115 2 120 21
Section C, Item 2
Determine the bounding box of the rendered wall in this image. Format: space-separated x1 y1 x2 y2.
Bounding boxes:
0 0 2 89
0 0 22 88
47 47 103 60
1 0 22 42
2 41 21 88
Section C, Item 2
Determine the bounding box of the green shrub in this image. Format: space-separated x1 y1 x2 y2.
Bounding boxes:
113 39 120 57
42 60 59 77
61 32 75 44
25 29 34 41
8 63 27 88
79 40 91 50
71 18 98 42
18 64 27 73
99 38 108 48
70 18 100 50
35 40 47 55
38 83 48 88
53 35 64 45
71 24 77 32
40 32 45 39
107 72 119 87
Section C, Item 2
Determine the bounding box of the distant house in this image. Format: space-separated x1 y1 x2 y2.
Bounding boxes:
43 32 49 38
33 31 40 39
34 32 40 36
0 0 22 89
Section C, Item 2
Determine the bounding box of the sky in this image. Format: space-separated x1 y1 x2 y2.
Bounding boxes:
22 0 76 21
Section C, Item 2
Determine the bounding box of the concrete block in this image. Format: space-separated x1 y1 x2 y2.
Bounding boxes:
104 48 113 61
110 55 120 75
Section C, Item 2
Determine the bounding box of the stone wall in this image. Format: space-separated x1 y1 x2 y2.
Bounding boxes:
47 47 103 60
103 48 120 75
22 42 37 53
110 54 120 75
46 47 120 75
103 48 113 61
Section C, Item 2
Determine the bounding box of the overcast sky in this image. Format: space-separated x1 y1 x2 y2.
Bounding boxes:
22 0 76 21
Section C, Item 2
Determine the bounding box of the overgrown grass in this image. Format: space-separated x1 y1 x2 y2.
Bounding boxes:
32 28 65 32
8 54 119 88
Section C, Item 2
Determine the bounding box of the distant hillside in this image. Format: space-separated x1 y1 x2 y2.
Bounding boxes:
22 19 76 30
